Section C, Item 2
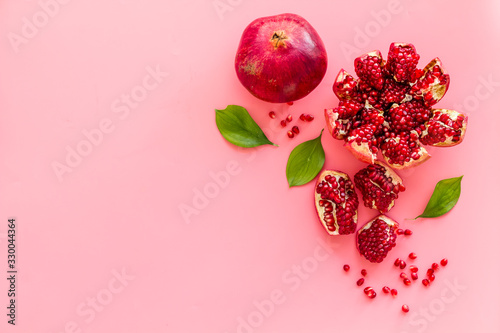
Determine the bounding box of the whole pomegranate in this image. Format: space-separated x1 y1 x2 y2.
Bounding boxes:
325 43 468 169
314 170 359 235
235 13 327 103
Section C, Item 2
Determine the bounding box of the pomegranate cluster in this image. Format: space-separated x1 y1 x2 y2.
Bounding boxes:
325 43 468 169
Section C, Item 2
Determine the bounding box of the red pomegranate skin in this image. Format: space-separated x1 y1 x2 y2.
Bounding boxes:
235 13 328 103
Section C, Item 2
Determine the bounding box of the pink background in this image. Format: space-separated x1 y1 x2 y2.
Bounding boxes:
1 0 500 332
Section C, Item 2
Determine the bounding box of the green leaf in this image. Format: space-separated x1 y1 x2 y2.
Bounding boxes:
215 105 277 148
286 129 325 187
413 175 463 219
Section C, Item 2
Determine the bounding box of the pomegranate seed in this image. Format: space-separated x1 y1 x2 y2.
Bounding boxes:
292 126 300 134
299 113 306 121
391 289 398 297
396 229 405 235
382 286 391 294
429 273 435 282
394 258 401 267
366 289 377 299
286 101 293 106
363 286 373 294
286 114 293 122
399 260 407 269
402 304 410 313
280 120 287 127
422 279 430 286
404 229 413 236
409 265 418 273
361 269 367 277
432 263 439 271
440 258 448 266
427 268 434 276
411 272 418 280
357 278 365 286
343 264 350 272
287 131 294 138
403 278 411 286
268 111 276 119
305 114 314 122
408 252 417 260
400 272 408 279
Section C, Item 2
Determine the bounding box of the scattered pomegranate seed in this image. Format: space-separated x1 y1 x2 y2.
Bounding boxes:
287 131 294 138
422 279 430 286
432 263 439 271
391 289 398 297
409 265 418 273
394 258 401 267
280 120 287 127
286 114 293 122
399 260 407 269
286 101 293 106
357 278 365 286
440 258 448 267
404 229 413 236
427 268 434 276
402 304 410 313
299 114 306 121
382 286 391 294
292 125 300 134
429 273 435 282
403 278 411 286
365 289 377 299
363 286 373 294
411 272 418 280
343 264 350 272
396 229 405 235
400 272 408 279
269 111 276 119
408 252 417 260
361 269 367 277
305 114 314 122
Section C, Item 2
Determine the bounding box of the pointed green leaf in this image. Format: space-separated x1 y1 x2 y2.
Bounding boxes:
286 129 325 187
215 105 277 148
413 175 463 219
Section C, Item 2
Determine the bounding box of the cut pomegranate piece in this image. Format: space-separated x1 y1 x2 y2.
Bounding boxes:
420 109 467 146
315 170 359 235
354 161 405 213
324 43 467 169
356 215 398 263
354 50 385 90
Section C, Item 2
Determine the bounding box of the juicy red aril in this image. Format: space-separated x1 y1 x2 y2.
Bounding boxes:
357 278 365 286
361 269 367 277
394 258 401 267
391 289 398 297
382 286 391 294
305 114 314 121
440 258 448 266
343 264 350 272
427 268 434 276
403 278 411 286
404 229 413 236
357 215 399 263
409 252 417 260
432 263 439 271
287 101 294 106
287 131 294 138
315 171 359 235
354 162 405 213
429 274 435 282
280 120 287 127
402 304 410 313
365 290 376 299
409 266 418 273
396 229 405 235
269 111 276 119
286 114 293 122
292 126 300 134
400 272 407 279
411 272 418 280
422 279 430 286
399 260 407 269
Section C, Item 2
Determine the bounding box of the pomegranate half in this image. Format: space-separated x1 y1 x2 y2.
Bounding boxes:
235 13 327 103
